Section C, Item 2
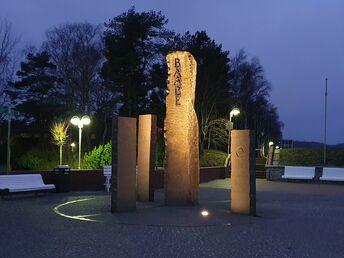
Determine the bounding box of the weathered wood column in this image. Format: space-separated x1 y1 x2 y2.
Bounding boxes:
111 116 137 212
137 114 157 201
230 130 256 215
164 51 199 205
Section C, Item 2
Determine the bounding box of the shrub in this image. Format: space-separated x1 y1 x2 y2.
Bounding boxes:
83 142 112 169
155 142 165 167
83 142 229 169
200 149 227 167
279 148 344 166
15 150 45 170
12 146 80 170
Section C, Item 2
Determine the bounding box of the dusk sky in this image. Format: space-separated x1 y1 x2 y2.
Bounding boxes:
1 0 343 144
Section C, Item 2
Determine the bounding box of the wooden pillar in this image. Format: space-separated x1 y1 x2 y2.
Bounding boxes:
230 130 256 215
111 116 137 212
137 114 157 201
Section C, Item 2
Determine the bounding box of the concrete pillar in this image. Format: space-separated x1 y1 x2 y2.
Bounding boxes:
137 114 157 201
111 116 137 212
272 148 280 165
230 130 256 215
164 51 199 205
267 145 274 166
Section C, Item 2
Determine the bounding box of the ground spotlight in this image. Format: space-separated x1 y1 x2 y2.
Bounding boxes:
201 210 209 217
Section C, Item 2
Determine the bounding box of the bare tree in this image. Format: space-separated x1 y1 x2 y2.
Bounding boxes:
0 18 18 121
50 121 69 165
43 22 103 114
0 19 18 85
206 118 228 150
230 49 283 145
231 49 271 128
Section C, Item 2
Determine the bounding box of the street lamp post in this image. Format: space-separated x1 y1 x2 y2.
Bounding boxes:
324 78 328 165
70 142 76 152
225 108 240 166
267 141 274 166
7 107 11 174
3 106 19 174
228 108 240 153
70 115 91 169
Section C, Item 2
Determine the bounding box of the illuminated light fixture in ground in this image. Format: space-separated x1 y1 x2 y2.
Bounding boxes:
201 210 209 217
275 146 280 149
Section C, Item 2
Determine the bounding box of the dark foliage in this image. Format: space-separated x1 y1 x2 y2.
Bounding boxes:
7 51 66 132
102 7 173 117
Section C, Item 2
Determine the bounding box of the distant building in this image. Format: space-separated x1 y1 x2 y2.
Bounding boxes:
279 139 294 149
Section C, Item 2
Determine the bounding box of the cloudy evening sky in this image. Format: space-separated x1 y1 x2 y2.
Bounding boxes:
1 0 343 144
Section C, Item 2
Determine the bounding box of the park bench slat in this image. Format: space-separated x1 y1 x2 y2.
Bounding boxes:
282 166 315 180
0 174 55 194
320 168 344 181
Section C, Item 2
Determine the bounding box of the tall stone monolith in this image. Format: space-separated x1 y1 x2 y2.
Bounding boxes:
137 114 157 201
111 116 137 212
164 51 199 205
230 130 256 215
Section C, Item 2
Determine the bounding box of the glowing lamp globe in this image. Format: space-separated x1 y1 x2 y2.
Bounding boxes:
70 116 80 126
81 115 91 125
230 108 240 117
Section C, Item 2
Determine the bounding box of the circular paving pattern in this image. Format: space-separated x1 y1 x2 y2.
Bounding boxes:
53 194 257 227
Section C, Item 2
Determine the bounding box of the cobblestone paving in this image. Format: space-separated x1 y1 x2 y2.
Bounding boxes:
1 179 344 257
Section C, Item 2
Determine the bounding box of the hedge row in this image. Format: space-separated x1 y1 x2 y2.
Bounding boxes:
84 142 227 169
10 140 228 170
279 148 344 166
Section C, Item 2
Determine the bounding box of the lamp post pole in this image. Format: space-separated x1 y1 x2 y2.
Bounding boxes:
226 108 240 166
227 120 233 155
78 125 82 170
324 78 328 166
7 107 11 174
71 115 90 170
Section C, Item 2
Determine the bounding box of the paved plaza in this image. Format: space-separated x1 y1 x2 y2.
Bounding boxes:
1 179 344 257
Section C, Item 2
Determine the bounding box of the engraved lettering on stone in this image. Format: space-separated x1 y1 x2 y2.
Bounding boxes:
166 59 171 95
174 58 182 105
235 147 245 158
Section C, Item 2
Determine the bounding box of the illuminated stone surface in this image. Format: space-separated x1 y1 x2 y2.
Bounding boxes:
230 130 256 215
111 116 137 212
137 114 157 201
164 51 199 205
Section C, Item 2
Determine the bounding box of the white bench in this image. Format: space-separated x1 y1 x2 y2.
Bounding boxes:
0 174 55 195
282 166 315 180
103 165 112 192
320 167 344 182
